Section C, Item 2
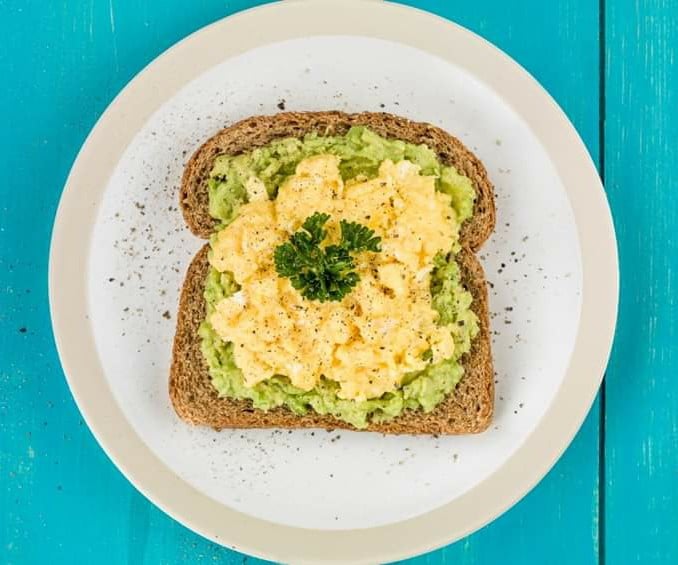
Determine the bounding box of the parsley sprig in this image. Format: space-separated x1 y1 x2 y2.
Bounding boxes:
274 212 382 302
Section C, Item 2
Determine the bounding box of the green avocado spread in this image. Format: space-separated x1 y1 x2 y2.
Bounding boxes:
200 126 478 429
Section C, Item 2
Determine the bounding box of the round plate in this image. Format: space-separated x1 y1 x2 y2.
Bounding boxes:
49 1 618 563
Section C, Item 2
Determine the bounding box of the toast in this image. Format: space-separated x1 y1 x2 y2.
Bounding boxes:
171 111 495 434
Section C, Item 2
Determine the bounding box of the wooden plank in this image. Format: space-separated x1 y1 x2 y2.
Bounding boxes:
604 1 678 563
0 1 602 564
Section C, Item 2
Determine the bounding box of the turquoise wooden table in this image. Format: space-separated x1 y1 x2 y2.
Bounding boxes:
1 1 676 563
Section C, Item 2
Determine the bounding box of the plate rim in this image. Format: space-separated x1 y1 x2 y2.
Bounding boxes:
49 1 619 563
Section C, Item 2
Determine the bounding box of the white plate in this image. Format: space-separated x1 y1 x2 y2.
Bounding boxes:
49 1 618 563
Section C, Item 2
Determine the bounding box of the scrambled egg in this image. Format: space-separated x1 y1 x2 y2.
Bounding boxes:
209 155 459 401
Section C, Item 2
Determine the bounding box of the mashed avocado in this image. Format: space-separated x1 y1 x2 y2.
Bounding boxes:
208 126 476 229
200 127 479 429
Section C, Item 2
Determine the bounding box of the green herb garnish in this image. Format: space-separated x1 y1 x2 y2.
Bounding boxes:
274 212 382 302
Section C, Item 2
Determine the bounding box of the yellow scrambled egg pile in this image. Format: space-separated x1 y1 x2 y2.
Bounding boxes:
209 155 458 401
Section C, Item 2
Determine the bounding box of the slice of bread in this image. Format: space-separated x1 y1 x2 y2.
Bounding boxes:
172 111 495 434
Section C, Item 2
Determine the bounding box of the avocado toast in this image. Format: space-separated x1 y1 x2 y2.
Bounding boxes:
171 111 496 434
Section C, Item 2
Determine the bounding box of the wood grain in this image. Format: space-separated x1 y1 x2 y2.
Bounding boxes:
604 1 678 563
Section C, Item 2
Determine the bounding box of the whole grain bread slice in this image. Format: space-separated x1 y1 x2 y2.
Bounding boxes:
180 111 495 251
172 111 495 434
170 245 493 434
